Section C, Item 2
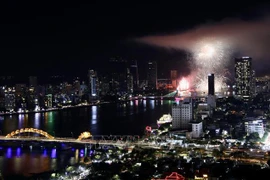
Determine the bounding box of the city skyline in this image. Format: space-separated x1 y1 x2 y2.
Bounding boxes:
1 1 269 77
2 2 270 179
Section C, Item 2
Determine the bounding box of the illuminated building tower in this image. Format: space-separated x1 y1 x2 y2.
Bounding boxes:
109 57 128 95
4 87 15 111
45 94 52 108
171 70 178 89
208 74 215 95
251 70 256 96
126 68 133 94
98 75 110 96
172 97 193 130
15 84 27 110
147 61 157 90
88 69 99 101
235 57 253 100
130 60 139 90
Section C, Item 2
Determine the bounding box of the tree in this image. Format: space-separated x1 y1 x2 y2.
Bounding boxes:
230 151 248 159
212 149 223 158
246 132 260 143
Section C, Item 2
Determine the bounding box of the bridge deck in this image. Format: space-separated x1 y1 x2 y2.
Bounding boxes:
0 136 148 147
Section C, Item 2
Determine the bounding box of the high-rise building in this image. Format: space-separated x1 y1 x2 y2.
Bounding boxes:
235 57 253 100
172 98 193 130
4 87 15 111
245 118 265 138
170 70 178 89
147 61 157 90
98 75 110 96
109 57 128 95
208 74 215 95
73 77 81 95
15 84 27 97
88 70 99 100
45 94 53 108
191 121 203 138
126 68 133 94
130 60 139 90
255 76 270 95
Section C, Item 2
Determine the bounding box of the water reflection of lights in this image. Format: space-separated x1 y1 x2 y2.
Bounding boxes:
80 149 84 158
34 113 41 129
16 147 21 157
130 101 134 106
51 148 57 159
143 100 146 107
89 150 94 156
51 159 57 170
91 106 97 125
150 100 155 109
6 147 12 158
0 157 3 171
75 149 79 163
135 100 138 106
69 157 75 165
43 149 48 157
14 155 22 173
18 114 24 129
85 147 87 156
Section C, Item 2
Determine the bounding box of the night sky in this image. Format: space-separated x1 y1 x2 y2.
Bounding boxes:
0 1 268 81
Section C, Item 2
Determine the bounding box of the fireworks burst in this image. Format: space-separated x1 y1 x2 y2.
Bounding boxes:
190 38 231 93
177 77 189 91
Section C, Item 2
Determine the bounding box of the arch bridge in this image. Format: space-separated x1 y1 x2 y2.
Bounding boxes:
5 128 92 141
5 128 55 139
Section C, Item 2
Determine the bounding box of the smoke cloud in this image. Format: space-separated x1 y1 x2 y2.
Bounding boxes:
136 16 270 76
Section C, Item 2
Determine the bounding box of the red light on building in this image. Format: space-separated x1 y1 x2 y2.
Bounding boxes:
165 172 185 180
145 126 152 132
152 172 185 180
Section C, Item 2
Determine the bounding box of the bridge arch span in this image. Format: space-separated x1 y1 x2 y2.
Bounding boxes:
5 128 54 139
77 131 92 141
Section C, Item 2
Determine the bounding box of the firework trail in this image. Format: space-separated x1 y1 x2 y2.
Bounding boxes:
189 38 232 93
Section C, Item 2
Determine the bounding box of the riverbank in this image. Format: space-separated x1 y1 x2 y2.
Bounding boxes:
0 102 110 116
0 96 173 117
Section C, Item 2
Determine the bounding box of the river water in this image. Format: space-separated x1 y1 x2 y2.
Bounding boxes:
0 99 173 178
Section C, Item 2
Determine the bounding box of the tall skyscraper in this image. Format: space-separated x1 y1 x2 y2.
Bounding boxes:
109 57 128 95
130 60 139 90
147 61 157 90
170 70 178 89
126 68 133 94
235 57 253 99
88 69 98 100
208 74 215 95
